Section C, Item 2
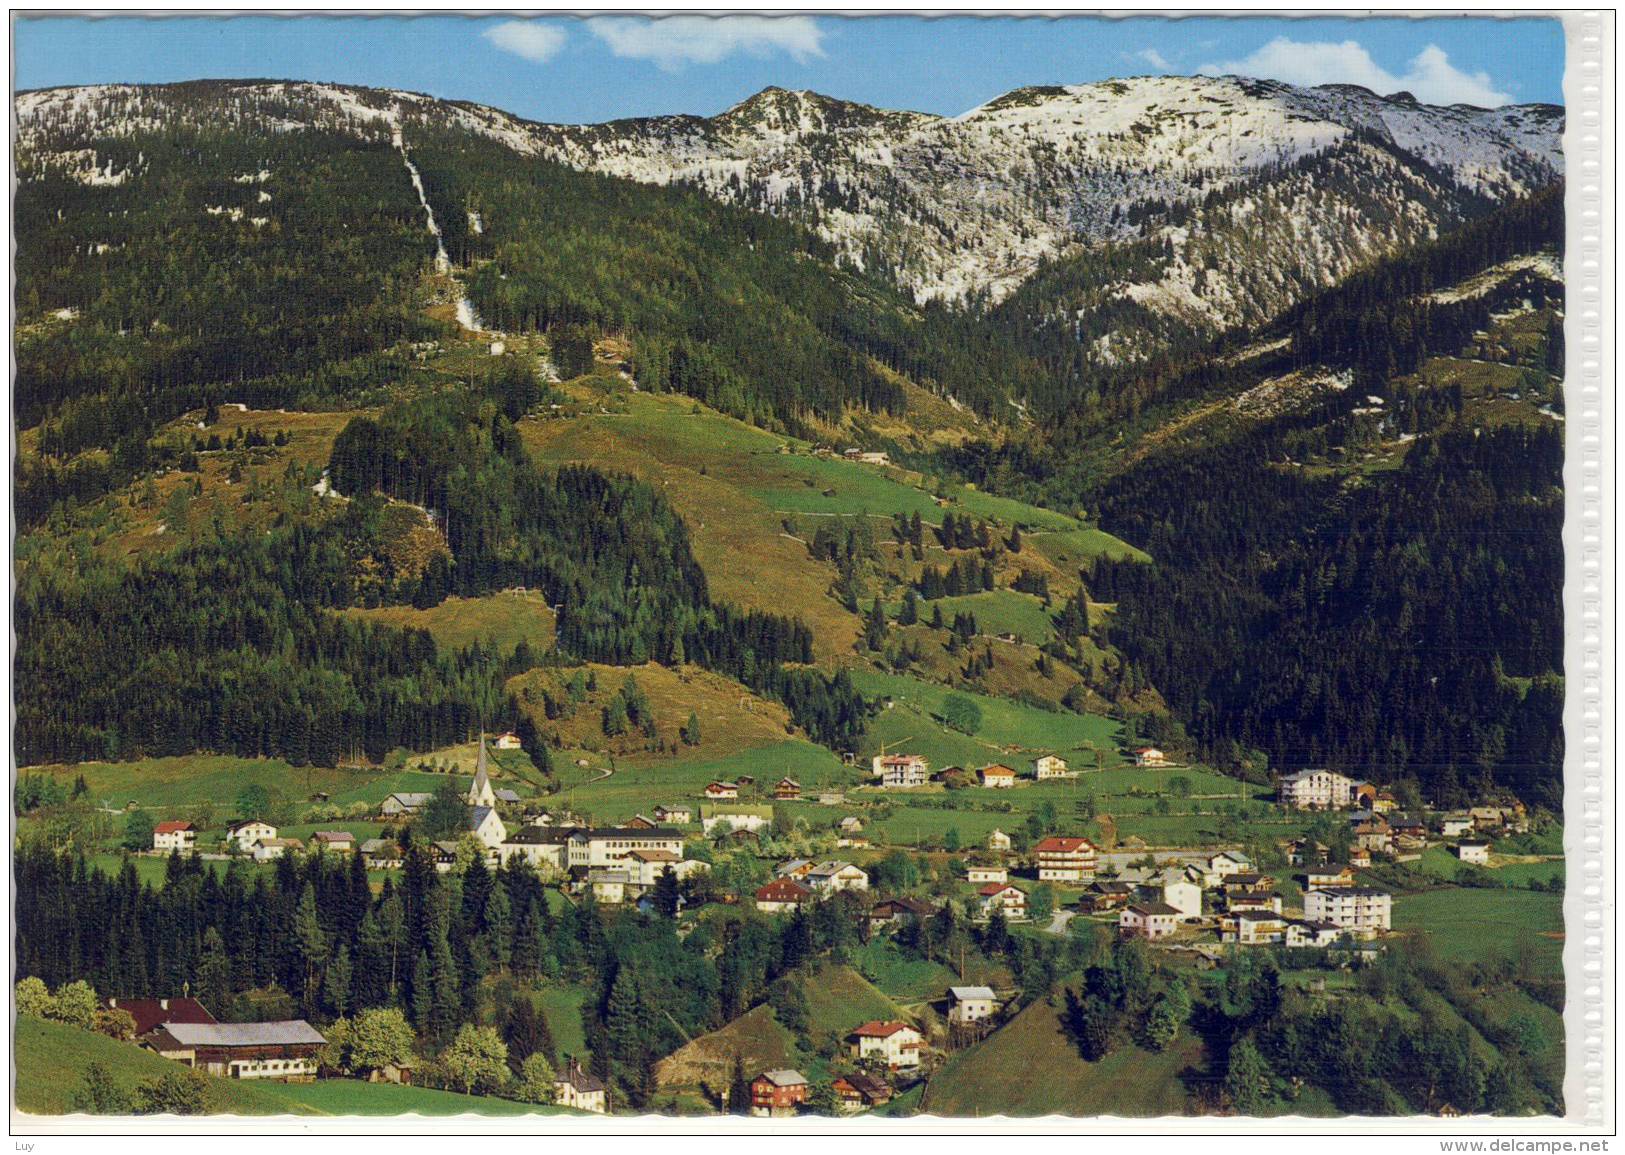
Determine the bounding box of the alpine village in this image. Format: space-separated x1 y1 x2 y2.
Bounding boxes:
14 74 1565 1119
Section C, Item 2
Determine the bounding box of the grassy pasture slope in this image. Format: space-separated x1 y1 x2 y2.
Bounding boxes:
851 669 1122 761
507 661 796 766
922 998 1204 1117
1391 888 1565 979
549 739 855 824
654 1004 796 1090
520 388 1143 661
21 754 409 812
894 589 1059 645
799 963 910 1037
341 591 556 653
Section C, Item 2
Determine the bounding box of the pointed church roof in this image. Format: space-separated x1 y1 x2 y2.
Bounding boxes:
468 732 496 807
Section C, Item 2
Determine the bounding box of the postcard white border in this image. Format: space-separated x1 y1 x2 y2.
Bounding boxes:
5 5 1614 1143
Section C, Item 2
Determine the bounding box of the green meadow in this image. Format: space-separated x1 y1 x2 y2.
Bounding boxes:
1392 887 1565 978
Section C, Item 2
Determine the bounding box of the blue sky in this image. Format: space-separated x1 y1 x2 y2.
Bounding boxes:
15 15 1566 123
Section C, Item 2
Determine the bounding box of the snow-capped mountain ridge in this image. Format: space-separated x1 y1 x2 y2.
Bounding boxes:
16 75 1562 309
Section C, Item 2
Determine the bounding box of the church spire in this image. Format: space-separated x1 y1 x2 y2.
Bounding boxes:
468 731 496 808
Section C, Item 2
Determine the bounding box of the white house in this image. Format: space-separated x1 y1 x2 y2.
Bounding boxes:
1285 920 1344 949
1304 886 1392 937
360 839 403 869
1276 768 1362 810
1226 911 1287 945
704 781 740 801
565 827 685 869
755 879 813 913
987 828 1012 852
977 883 1027 920
493 731 523 750
499 827 570 875
153 821 196 854
653 805 692 825
228 820 277 852
1033 836 1097 882
978 764 1017 788
805 861 869 893
701 810 772 836
1305 864 1357 889
849 1021 923 1069
1441 814 1475 838
554 1058 607 1114
1131 747 1167 767
252 838 298 862
624 850 701 888
1456 840 1492 865
947 986 999 1025
1160 875 1203 918
1228 891 1284 915
1120 902 1180 940
875 755 930 789
1202 850 1252 885
1031 754 1069 779
966 865 1008 885
589 869 632 905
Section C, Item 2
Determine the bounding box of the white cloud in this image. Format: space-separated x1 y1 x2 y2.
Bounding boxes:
1197 38 1512 107
589 15 824 71
483 20 567 63
1136 47 1173 72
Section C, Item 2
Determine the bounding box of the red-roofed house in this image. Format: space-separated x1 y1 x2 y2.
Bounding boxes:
1034 836 1097 882
153 821 196 854
101 996 216 1037
978 764 1017 789
977 883 1027 921
755 879 814 914
848 1020 924 1069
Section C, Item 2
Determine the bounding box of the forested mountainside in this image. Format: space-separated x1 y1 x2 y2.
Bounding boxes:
944 187 1566 807
13 77 1564 811
14 79 1045 482
17 78 1560 403
404 128 1048 428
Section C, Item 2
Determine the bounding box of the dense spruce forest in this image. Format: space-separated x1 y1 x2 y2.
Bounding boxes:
14 119 443 528
15 124 438 446
1091 423 1564 806
14 836 1560 1114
